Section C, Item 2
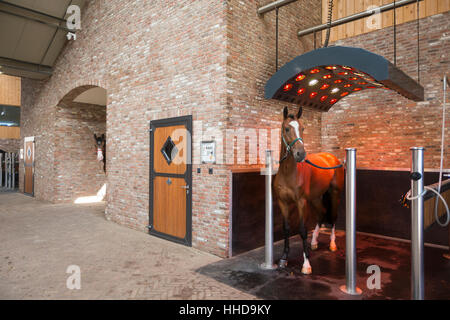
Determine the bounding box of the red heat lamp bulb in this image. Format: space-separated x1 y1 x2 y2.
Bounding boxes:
320 95 328 102
340 92 349 97
334 79 343 84
325 66 337 70
330 98 338 104
338 72 348 76
296 74 306 81
344 84 353 88
283 83 293 92
353 87 362 91
322 74 332 79
320 84 330 90
297 88 306 95
341 66 353 70
310 69 320 74
309 92 318 98
349 77 358 81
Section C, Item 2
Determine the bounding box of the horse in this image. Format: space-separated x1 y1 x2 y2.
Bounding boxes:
94 133 106 173
273 106 344 274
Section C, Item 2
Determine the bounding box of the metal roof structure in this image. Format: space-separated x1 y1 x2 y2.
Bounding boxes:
0 0 86 80
265 46 424 112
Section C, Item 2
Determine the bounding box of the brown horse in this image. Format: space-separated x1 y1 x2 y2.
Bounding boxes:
273 106 344 274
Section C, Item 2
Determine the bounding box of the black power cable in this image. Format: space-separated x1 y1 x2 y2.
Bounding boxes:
323 0 334 48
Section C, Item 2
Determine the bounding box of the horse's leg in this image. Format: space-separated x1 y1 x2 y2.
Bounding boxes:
310 198 325 251
329 187 340 252
297 198 312 274
278 199 290 268
311 223 320 250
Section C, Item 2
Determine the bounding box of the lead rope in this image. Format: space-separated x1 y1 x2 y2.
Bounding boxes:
279 134 343 169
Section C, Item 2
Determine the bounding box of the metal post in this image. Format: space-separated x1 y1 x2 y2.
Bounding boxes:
12 153 15 190
6 153 10 189
261 150 277 270
410 147 425 300
340 148 362 295
0 153 3 188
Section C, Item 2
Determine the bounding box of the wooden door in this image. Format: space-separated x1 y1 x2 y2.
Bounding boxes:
24 139 34 195
149 116 192 246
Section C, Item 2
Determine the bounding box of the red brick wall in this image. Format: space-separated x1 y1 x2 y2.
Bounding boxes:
322 12 450 170
53 102 106 202
225 0 323 167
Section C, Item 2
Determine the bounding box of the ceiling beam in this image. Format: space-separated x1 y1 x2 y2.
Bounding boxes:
0 0 67 23
0 56 53 76
0 8 72 33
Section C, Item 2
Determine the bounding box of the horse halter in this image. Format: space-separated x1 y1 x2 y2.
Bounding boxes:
280 133 303 163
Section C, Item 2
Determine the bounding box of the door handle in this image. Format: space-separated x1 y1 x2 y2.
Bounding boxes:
181 185 190 194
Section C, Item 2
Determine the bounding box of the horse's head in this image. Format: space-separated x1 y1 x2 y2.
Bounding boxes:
281 106 306 163
94 133 105 162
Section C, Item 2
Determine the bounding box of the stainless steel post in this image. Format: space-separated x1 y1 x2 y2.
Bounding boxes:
340 148 362 295
261 150 277 270
8 153 12 189
0 153 3 188
410 147 425 300
12 153 15 189
6 153 10 189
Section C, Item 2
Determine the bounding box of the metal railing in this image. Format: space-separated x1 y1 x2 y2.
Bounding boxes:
0 152 17 190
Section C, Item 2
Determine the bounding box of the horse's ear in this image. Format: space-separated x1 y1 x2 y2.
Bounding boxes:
296 106 303 119
94 134 97 140
283 106 288 119
101 134 105 140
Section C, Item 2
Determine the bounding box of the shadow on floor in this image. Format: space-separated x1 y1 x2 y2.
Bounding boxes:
196 233 450 300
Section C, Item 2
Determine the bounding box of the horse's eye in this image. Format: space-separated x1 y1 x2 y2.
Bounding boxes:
285 128 290 132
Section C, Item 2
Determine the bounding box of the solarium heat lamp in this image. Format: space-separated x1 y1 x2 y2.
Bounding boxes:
265 46 424 111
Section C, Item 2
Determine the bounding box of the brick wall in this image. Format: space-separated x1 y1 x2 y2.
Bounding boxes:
53 102 106 202
322 12 450 170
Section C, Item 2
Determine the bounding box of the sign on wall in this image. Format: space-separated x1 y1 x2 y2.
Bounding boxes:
201 141 216 164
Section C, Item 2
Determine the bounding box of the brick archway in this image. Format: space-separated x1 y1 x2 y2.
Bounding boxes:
53 85 107 203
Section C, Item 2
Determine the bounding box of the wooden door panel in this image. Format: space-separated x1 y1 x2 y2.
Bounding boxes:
24 140 34 195
153 125 187 175
153 176 187 239
149 116 192 246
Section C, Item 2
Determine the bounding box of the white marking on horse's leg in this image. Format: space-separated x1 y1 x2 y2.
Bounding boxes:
329 225 337 252
311 224 320 250
302 252 312 274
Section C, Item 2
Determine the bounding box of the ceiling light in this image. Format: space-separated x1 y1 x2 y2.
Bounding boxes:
309 79 318 86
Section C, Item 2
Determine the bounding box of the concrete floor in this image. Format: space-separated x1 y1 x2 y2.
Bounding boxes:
0 192 255 300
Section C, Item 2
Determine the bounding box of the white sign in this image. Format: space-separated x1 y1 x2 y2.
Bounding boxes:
201 141 216 164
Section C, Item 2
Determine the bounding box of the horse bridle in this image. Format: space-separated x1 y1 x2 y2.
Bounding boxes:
279 131 343 169
280 133 303 163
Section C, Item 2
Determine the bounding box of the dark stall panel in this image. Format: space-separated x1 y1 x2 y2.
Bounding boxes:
232 170 448 256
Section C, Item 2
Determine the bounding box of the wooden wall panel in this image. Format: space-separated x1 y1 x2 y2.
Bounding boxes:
0 126 20 139
0 74 21 106
321 0 450 43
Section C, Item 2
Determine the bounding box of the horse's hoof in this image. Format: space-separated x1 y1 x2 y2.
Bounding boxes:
329 243 337 252
311 243 318 251
301 266 312 275
278 259 288 268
